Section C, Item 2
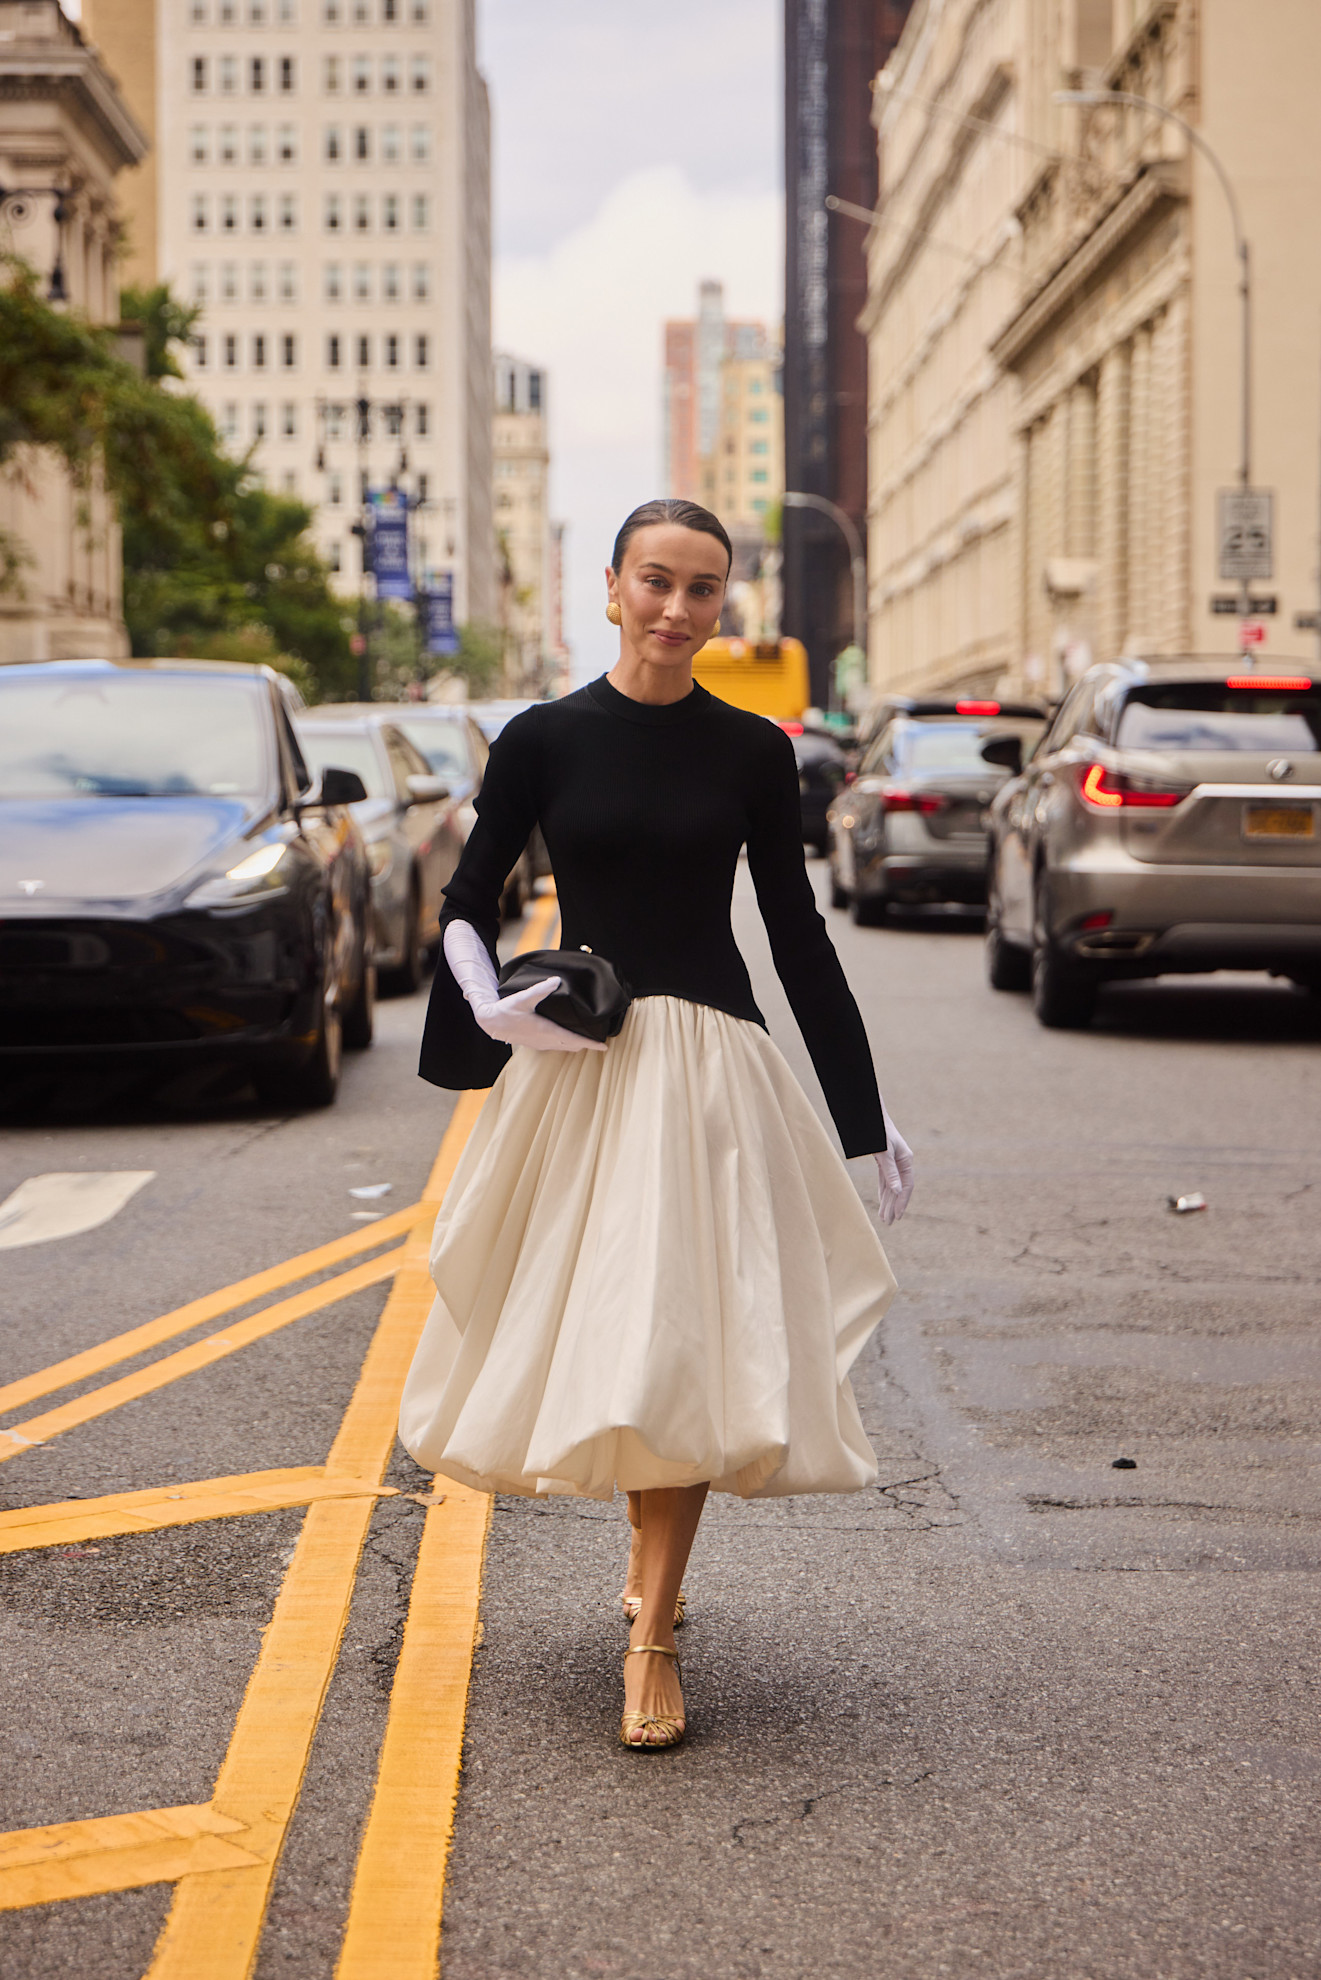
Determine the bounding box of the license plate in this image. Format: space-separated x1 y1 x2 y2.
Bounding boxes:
1244 804 1314 839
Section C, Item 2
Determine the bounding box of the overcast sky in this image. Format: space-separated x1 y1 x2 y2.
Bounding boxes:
478 0 783 679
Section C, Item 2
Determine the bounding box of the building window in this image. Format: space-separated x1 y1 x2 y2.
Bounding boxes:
410 193 427 232
250 56 265 93
323 0 339 17
189 262 208 302
191 56 208 92
250 0 265 22
278 261 297 301
411 0 427 20
191 193 209 232
415 402 428 436
279 56 295 92
219 54 238 93
414 333 428 369
220 260 239 300
381 54 400 92
748 378 764 394
353 0 369 16
220 0 236 19
281 470 297 493
382 193 399 232
752 498 767 514
223 333 238 369
281 402 297 437
277 122 297 162
355 124 371 160
410 123 429 163
354 193 372 231
750 439 768 456
325 193 342 231
191 0 207 21
248 124 267 165
253 402 268 438
384 333 399 369
353 261 371 299
282 332 297 367
250 193 268 232
325 405 343 438
250 261 267 301
529 371 542 411
352 54 371 92
324 54 341 92
220 194 239 232
190 124 209 164
277 0 296 19
327 333 341 368
252 333 267 369
411 261 429 301
193 333 208 369
384 404 402 436
416 471 428 503
278 194 297 231
329 541 341 572
750 469 769 483
381 123 401 163
329 472 343 505
410 55 429 92
324 262 342 300
382 261 399 300
382 0 396 18
218 122 238 162
357 333 371 368
221 402 239 440
749 407 769 424
324 125 341 161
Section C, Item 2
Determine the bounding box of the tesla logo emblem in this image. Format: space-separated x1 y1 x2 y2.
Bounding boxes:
17 879 44 895
1268 759 1293 781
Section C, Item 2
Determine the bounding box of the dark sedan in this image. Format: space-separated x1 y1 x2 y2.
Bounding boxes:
0 659 374 1107
786 725 849 854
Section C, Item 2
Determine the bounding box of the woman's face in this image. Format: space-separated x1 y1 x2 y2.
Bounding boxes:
606 523 727 671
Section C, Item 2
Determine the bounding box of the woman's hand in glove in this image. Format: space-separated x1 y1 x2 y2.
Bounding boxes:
443 919 606 1054
872 1104 915 1225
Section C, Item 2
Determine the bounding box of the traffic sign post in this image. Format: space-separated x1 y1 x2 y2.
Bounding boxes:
1217 489 1274 582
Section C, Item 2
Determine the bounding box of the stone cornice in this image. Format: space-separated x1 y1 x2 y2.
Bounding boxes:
0 57 147 170
990 160 1185 372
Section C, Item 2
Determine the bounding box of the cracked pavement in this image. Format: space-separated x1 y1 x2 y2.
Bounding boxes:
2 866 1319 1977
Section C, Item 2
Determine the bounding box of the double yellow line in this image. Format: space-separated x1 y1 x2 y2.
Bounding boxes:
0 889 560 1978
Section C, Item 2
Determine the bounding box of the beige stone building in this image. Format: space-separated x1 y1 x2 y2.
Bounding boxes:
492 350 551 693
83 0 494 625
0 0 146 663
863 0 1321 703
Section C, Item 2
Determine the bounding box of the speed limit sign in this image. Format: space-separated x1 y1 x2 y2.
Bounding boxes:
1218 490 1274 581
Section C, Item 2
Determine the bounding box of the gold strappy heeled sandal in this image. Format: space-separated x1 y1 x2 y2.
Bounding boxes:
619 1588 686 1627
619 1644 685 1750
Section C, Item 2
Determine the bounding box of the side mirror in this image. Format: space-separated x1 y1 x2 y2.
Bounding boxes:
406 772 450 805
980 735 1023 775
319 766 369 807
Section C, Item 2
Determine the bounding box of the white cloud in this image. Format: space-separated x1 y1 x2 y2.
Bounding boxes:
495 165 782 679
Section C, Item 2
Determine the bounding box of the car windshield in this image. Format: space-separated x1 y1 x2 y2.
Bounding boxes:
894 723 1042 772
396 720 470 780
1116 685 1321 753
0 671 268 798
297 731 386 797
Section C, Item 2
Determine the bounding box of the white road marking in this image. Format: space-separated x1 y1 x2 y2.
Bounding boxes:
0 1172 156 1251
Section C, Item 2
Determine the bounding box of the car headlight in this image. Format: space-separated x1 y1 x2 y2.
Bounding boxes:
365 838 394 881
186 839 291 907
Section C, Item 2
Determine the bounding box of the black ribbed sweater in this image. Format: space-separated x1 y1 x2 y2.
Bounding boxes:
417 675 886 1157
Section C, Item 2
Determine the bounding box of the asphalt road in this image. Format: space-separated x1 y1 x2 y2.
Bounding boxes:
2 868 1320 1978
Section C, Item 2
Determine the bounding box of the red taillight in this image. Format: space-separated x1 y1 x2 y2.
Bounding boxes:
1080 762 1185 810
1079 910 1114 931
1225 676 1312 691
882 790 947 815
955 699 1000 716
779 720 805 735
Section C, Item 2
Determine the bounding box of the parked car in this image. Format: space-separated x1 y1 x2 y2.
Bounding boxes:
785 724 849 854
295 710 452 994
828 697 1047 923
0 658 374 1107
985 658 1321 1027
391 704 535 919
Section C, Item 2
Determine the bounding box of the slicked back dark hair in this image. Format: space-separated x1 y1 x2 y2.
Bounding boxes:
610 498 733 577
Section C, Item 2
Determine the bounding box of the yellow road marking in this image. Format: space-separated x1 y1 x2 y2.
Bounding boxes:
335 1489 491 1978
0 1806 260 1913
0 1203 423 1420
0 1468 400 1555
0 1247 405 1468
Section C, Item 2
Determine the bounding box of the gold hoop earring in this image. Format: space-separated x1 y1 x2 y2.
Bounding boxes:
606 602 622 625
713 619 722 635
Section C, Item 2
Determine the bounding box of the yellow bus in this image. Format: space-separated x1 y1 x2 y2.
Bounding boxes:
692 637 810 723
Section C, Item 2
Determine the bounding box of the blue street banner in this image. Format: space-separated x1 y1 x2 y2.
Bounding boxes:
423 573 459 657
370 489 412 600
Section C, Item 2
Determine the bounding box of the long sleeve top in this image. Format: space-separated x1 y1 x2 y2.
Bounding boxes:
418 675 886 1157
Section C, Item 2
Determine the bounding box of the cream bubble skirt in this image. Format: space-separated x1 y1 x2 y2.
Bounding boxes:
398 996 897 1501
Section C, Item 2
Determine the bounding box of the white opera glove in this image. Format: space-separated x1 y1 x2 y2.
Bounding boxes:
443 919 606 1054
873 1103 915 1226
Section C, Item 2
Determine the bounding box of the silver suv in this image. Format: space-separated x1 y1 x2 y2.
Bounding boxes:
985 658 1321 1026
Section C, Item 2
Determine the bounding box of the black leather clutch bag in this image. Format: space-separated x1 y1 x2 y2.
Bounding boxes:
496 946 633 1043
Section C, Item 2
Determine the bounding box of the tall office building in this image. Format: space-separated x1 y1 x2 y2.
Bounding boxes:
493 351 552 694
662 280 766 504
82 0 494 625
783 0 911 701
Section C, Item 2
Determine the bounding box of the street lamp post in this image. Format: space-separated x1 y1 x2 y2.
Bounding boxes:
781 491 867 698
1055 88 1255 620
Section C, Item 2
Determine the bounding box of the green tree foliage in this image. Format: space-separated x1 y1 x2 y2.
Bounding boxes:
0 264 351 699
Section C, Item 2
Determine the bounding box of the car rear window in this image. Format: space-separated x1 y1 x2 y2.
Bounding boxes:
396 720 471 780
0 670 268 798
1116 683 1321 753
894 722 1044 772
297 730 385 797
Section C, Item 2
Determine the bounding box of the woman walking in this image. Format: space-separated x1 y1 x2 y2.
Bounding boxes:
401 499 914 1749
